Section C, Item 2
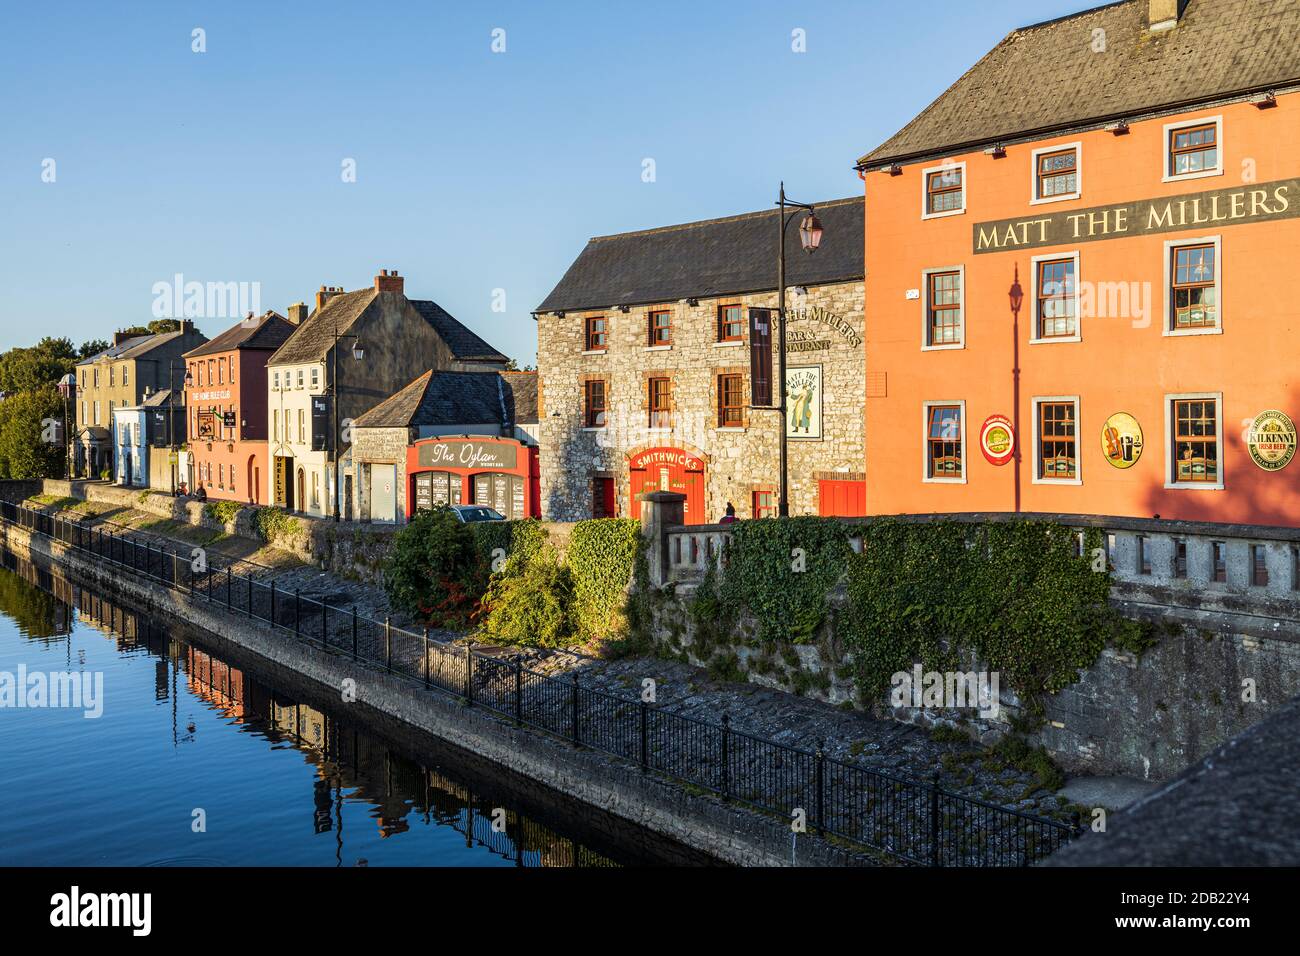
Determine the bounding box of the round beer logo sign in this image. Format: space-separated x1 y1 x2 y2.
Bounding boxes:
980 415 1015 466
1101 412 1143 469
1247 409 1297 471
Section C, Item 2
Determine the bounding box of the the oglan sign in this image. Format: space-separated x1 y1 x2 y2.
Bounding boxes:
973 177 1298 254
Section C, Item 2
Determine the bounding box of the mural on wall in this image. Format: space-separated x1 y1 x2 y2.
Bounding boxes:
786 365 822 440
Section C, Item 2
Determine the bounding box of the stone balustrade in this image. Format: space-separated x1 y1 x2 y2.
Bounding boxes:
639 491 1300 628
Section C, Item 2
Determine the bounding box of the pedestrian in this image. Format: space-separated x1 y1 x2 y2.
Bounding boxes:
719 502 737 524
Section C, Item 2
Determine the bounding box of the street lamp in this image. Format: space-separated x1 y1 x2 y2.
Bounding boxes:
331 322 365 521
168 363 193 494
1009 266 1024 513
57 373 75 479
775 182 823 517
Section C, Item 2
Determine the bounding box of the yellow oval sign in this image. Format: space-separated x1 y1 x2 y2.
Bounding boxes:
1101 412 1143 469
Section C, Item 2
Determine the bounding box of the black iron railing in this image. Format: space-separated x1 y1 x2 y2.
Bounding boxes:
0 498 1079 866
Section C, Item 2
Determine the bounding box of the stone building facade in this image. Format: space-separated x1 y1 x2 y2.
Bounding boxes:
536 197 865 523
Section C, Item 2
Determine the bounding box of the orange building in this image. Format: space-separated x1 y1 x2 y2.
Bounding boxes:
857 0 1300 528
183 312 296 504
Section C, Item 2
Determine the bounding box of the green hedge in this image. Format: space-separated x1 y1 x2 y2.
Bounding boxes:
568 518 641 641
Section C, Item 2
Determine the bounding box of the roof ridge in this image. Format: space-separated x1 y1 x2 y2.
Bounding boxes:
587 196 862 243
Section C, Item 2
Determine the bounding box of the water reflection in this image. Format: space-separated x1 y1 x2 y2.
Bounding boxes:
0 552 692 867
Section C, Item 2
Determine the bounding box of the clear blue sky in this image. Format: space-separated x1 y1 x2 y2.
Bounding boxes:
0 0 1084 364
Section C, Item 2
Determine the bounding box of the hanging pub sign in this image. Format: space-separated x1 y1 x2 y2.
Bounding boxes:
1101 412 1144 469
150 409 169 447
196 411 216 440
221 410 237 428
311 396 330 451
786 365 822 440
749 308 773 407
1247 409 1297 471
980 415 1015 465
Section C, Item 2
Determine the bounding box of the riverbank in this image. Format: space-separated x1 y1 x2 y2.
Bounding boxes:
0 514 882 867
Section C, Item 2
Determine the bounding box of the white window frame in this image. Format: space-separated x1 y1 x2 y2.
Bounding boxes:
1163 235 1223 336
1029 250 1082 344
1162 115 1224 184
1164 392 1225 491
920 265 965 351
922 399 967 484
920 161 967 220
311 367 320 390
1031 396 1083 485
1029 141 1082 205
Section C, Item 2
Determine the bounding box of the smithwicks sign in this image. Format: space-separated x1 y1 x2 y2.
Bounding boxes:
973 177 1298 254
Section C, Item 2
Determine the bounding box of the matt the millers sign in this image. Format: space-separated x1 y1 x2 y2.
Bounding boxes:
973 177 1298 254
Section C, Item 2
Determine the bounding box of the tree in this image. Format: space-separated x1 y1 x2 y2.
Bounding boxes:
117 319 180 338
78 339 109 359
0 337 78 394
0 387 65 479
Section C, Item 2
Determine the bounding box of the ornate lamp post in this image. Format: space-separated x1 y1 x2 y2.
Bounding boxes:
775 182 823 517
1008 266 1025 513
57 373 75 479
331 323 366 521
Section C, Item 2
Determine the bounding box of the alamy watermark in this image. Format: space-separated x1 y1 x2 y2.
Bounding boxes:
0 665 103 718
890 665 1000 719
151 273 261 321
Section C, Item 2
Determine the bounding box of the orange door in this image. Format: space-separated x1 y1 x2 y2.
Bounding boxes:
628 448 705 524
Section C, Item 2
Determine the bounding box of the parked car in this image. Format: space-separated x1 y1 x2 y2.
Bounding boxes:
449 504 505 523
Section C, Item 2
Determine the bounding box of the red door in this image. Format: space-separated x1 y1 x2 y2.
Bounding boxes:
628 447 705 524
818 479 866 516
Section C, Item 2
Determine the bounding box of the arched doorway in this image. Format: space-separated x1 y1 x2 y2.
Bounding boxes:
627 446 706 524
247 456 259 505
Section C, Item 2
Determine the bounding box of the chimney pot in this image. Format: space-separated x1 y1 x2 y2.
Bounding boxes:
374 269 405 294
287 301 309 325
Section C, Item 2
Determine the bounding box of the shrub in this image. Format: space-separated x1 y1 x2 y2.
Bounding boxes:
567 518 641 641
469 518 548 577
477 551 574 647
253 506 300 544
204 500 241 526
383 505 486 628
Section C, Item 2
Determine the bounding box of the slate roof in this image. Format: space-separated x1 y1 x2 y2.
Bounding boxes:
78 329 196 365
268 289 506 366
1044 694 1300 866
143 388 177 408
500 371 538 424
184 311 294 358
858 0 1300 167
409 299 508 362
536 196 864 314
353 369 529 430
268 289 376 366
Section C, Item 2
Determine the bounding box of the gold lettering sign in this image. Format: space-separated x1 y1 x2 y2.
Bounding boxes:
1247 410 1296 472
973 177 1299 254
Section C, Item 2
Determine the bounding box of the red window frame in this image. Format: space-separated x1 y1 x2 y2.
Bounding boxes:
648 376 671 429
718 374 744 428
718 304 744 342
585 315 607 351
648 310 672 346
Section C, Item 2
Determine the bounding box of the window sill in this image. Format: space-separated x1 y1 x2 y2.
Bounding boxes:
1162 168 1223 184
713 340 744 348
1032 476 1083 486
581 349 607 356
921 342 964 352
715 426 746 432
1163 481 1225 491
581 427 606 432
1163 326 1223 337
922 476 967 484
921 207 966 221
1029 192 1081 206
1029 335 1082 345
644 345 672 352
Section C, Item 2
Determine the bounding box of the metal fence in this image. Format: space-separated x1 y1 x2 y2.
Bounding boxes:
0 498 1079 867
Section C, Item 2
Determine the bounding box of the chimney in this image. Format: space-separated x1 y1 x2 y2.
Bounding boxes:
374 269 404 294
287 301 309 325
179 319 194 334
113 330 133 346
1148 0 1181 32
315 285 342 312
